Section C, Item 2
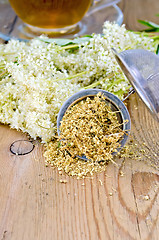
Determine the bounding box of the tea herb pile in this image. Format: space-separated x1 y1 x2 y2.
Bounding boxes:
44 93 126 178
0 22 158 142
60 93 126 161
44 133 158 179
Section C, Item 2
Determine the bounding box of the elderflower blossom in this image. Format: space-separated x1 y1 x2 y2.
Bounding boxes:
0 22 157 142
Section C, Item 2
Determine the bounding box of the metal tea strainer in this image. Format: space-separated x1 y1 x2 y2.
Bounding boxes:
112 48 159 121
57 89 131 161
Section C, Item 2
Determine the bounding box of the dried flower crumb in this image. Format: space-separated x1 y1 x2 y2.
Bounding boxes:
112 187 117 192
99 179 103 186
143 195 150 200
119 171 125 177
60 179 67 184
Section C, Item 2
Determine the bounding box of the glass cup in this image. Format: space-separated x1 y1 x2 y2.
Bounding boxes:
8 0 119 36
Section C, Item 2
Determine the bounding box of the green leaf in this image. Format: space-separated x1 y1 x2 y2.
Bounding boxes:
81 34 93 38
38 38 73 46
144 28 159 32
156 44 159 55
138 19 159 29
72 37 92 44
38 36 92 46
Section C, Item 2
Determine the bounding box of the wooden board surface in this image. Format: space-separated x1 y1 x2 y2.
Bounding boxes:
0 0 159 239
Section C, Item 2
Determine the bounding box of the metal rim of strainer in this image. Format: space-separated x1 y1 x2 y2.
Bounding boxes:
57 89 131 160
112 48 159 121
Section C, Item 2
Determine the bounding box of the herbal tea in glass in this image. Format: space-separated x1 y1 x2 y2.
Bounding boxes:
9 0 92 33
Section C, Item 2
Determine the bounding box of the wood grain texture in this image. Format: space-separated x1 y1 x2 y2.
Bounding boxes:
118 0 159 30
0 0 159 239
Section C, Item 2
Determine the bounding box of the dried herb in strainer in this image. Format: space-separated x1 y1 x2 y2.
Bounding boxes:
44 93 127 178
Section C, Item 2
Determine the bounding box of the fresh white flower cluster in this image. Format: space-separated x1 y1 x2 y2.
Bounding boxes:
0 22 157 142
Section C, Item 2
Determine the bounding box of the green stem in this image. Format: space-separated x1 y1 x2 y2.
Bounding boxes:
0 64 5 69
151 36 159 40
133 31 159 39
106 77 126 90
124 45 135 50
60 44 79 50
0 70 7 77
37 123 50 129
83 73 114 90
0 52 16 55
83 80 102 89
52 71 88 82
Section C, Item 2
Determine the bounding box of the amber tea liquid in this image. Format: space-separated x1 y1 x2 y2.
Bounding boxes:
9 0 92 30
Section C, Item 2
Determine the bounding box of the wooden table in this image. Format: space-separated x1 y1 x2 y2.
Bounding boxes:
0 0 159 239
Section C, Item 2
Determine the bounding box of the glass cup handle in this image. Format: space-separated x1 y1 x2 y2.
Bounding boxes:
88 0 120 15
